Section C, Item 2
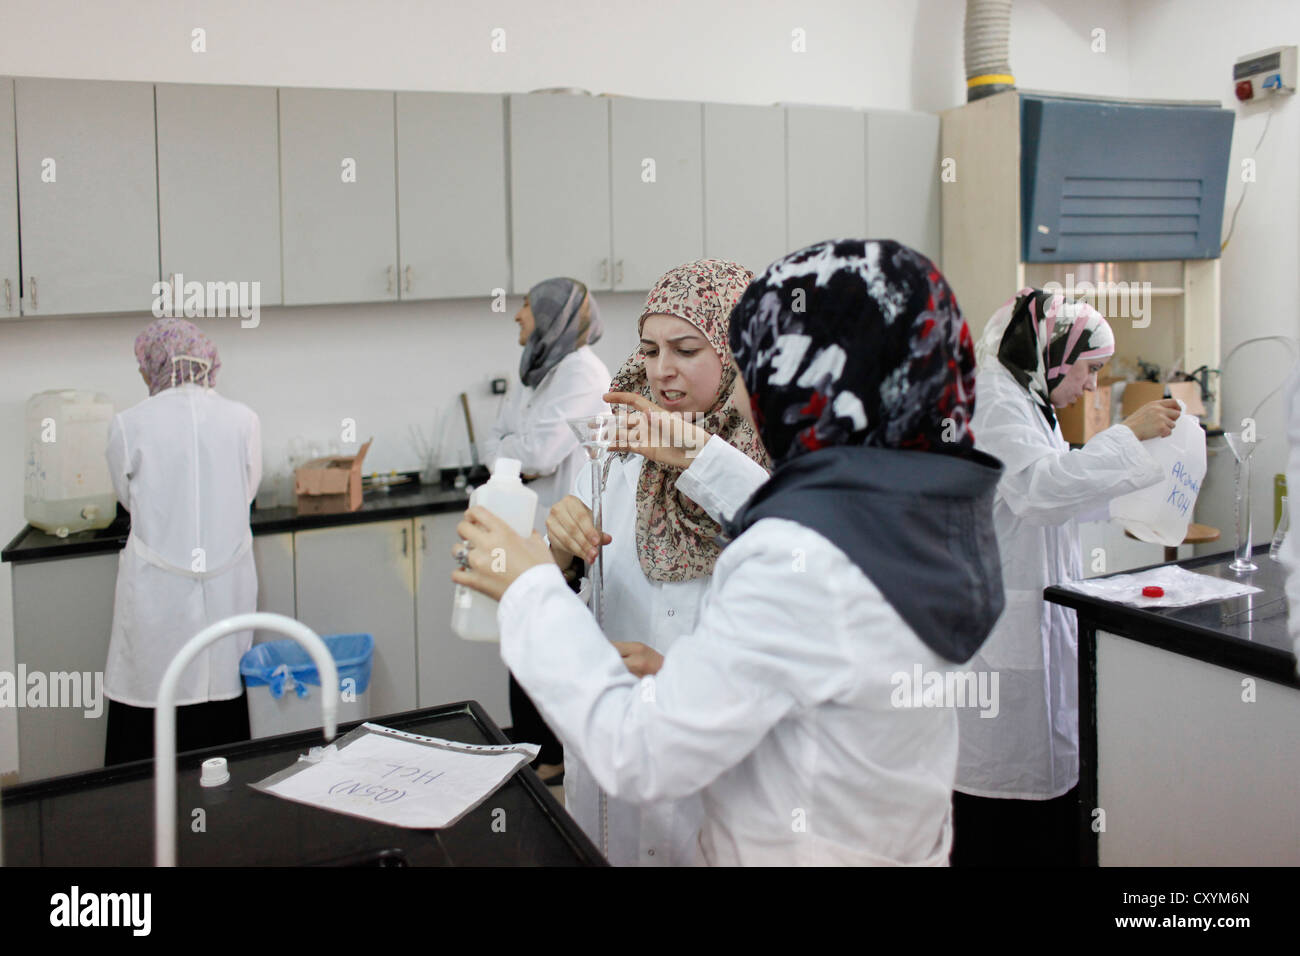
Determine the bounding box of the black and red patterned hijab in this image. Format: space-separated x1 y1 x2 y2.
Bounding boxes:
728 239 978 462
725 240 1003 663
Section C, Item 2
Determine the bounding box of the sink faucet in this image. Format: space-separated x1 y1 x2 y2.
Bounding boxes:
155 612 339 867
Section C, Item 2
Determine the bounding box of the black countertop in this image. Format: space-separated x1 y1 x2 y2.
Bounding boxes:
2 468 489 565
1045 545 1298 689
1 700 605 866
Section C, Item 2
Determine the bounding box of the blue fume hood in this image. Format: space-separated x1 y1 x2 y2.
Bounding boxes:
1020 93 1234 262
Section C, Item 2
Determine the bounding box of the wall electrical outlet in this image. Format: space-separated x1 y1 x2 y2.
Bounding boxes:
490 377 508 395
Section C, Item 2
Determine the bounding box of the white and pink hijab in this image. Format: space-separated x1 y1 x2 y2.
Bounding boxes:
974 287 1115 427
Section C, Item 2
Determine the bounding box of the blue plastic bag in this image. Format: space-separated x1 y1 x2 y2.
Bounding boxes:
240 633 374 700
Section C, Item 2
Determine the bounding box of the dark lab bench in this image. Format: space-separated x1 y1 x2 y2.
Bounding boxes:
1 700 605 866
2 468 488 565
1 469 492 785
1046 546 1300 866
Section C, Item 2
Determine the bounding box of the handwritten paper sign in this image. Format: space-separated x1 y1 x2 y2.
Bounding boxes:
251 722 540 829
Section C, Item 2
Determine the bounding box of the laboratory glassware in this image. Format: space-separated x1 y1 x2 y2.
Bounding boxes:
566 410 619 858
1223 430 1259 573
566 412 619 626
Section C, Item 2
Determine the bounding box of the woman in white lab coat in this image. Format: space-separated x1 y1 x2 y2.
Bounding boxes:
481 278 611 779
103 318 262 765
542 258 771 866
952 288 1179 866
454 240 1008 866
482 278 611 533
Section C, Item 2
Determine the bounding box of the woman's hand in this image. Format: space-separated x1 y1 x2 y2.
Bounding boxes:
546 495 611 568
451 506 555 602
604 391 711 470
1121 398 1181 441
613 641 664 678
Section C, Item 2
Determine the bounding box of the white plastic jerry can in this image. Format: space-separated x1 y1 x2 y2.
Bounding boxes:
24 389 117 536
450 457 538 642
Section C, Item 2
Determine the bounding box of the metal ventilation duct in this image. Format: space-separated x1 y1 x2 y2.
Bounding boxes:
965 0 1015 102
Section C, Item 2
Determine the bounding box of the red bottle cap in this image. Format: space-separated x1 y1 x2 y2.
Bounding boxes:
1142 585 1164 598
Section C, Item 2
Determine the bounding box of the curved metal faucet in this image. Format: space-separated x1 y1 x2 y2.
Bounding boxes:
155 612 339 867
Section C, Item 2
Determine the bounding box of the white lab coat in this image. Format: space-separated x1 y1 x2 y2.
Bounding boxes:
561 435 769 866
482 346 611 533
104 384 262 707
1280 366 1300 670
501 508 963 866
955 364 1163 799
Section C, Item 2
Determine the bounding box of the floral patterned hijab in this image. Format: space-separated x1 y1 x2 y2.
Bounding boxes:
607 259 770 583
134 318 221 396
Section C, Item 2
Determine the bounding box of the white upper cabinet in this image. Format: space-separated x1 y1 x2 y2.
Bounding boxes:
703 103 787 276
509 94 611 294
279 88 398 306
156 84 283 306
866 110 941 262
0 79 18 319
609 98 703 291
786 106 867 251
396 92 509 300
14 79 159 316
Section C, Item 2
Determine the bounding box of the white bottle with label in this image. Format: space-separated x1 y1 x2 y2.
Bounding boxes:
451 457 538 642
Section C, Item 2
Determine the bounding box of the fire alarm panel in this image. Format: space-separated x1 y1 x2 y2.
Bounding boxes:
1233 46 1296 101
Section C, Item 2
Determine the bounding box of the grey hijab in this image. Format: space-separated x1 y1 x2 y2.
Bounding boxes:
519 278 603 388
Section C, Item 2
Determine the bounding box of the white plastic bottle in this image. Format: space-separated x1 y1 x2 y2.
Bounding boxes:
451 457 538 642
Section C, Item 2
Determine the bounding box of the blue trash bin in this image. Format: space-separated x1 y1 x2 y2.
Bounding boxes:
240 633 374 738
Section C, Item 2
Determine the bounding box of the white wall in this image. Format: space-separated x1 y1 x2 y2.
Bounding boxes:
1126 0 1300 554
0 0 1291 774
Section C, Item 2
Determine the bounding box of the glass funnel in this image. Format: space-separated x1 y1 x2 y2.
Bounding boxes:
1223 431 1259 573
566 411 620 625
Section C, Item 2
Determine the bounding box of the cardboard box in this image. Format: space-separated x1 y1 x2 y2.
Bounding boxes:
1120 382 1165 419
1120 381 1207 418
295 439 372 515
1058 377 1122 445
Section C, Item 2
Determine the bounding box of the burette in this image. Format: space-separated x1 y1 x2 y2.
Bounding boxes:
566 412 618 857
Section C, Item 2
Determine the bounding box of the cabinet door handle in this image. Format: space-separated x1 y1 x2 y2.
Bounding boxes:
29 276 37 310
420 523 427 553
599 258 608 285
387 265 395 293
616 259 624 285
401 527 408 556
404 264 412 293
3 278 10 312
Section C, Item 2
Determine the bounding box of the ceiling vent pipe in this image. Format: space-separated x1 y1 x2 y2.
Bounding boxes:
965 0 1015 101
